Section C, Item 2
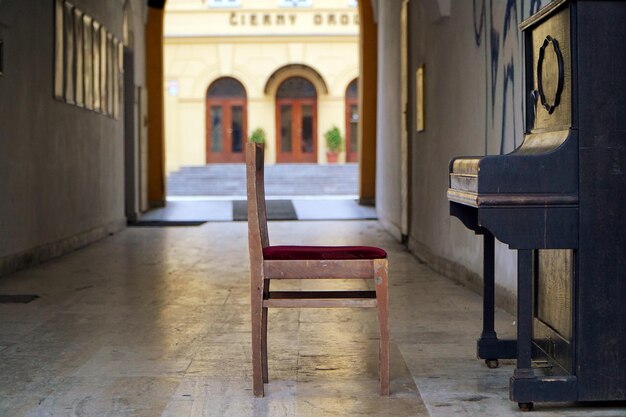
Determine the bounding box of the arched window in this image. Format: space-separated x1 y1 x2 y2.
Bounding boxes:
345 78 359 162
275 77 318 163
206 77 247 163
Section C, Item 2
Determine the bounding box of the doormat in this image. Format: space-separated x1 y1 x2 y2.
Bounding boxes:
0 294 39 304
128 220 207 227
233 200 298 221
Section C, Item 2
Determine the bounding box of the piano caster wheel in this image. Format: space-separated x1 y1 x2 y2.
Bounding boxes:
485 359 499 369
518 402 534 412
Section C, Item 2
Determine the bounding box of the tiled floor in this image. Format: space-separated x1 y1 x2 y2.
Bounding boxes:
0 221 625 416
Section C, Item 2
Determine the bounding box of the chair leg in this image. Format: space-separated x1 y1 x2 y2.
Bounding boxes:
261 279 270 383
251 270 265 397
374 258 390 396
262 307 269 383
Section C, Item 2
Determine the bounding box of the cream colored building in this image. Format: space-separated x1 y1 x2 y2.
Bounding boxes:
163 0 359 172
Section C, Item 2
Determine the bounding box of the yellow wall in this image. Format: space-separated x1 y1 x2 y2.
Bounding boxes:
163 0 359 171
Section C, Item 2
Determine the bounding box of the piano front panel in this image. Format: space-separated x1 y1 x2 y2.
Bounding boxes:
536 250 573 341
534 249 574 374
529 4 572 132
526 2 576 377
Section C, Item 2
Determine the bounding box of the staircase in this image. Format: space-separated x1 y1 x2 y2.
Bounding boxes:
167 163 358 196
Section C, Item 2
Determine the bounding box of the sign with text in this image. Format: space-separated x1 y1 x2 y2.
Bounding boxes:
165 9 359 37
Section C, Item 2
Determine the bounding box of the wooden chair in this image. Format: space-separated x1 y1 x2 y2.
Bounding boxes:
246 142 390 397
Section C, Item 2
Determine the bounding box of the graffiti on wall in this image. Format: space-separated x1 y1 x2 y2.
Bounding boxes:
473 0 549 155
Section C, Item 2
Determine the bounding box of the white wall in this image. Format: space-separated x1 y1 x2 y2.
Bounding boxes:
0 0 146 275
374 0 552 309
374 0 404 240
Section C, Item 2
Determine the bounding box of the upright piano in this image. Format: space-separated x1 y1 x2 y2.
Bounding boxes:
447 0 626 410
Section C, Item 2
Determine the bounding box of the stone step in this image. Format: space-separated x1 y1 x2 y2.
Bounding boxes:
167 163 358 196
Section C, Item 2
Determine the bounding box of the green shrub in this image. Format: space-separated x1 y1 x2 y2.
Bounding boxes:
324 126 343 153
249 127 266 144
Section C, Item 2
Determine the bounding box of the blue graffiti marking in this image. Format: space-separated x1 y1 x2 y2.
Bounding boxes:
500 60 517 153
503 0 518 45
482 0 549 154
530 0 543 15
473 0 486 46
490 0 517 124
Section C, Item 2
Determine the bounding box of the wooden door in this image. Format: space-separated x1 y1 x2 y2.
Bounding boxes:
206 98 246 163
275 98 317 163
345 98 359 162
345 79 359 163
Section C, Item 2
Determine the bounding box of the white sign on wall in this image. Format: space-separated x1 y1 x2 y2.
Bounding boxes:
279 0 312 7
207 0 241 8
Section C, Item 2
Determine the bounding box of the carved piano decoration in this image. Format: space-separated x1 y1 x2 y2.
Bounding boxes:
447 0 626 411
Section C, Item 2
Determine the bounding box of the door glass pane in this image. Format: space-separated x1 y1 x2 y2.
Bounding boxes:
277 77 316 99
211 106 223 152
301 105 313 153
350 104 358 153
280 105 292 153
208 77 246 98
231 105 243 153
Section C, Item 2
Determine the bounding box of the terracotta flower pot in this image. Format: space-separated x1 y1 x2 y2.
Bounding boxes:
326 151 339 163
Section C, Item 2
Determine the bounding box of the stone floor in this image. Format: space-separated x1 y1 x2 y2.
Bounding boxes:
1 221 625 416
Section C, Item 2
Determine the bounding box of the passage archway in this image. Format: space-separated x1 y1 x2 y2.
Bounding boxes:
275 77 317 163
206 77 247 163
345 78 359 163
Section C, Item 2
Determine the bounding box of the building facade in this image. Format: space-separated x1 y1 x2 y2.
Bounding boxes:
163 0 359 172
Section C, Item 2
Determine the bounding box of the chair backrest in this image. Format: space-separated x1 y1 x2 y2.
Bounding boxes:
246 143 270 264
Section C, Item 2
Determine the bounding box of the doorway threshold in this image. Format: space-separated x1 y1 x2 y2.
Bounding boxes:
134 196 376 224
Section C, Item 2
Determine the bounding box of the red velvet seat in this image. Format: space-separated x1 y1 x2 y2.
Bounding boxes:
263 245 387 261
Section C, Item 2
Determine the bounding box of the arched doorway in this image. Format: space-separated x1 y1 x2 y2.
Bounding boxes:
345 78 359 163
275 77 317 163
206 77 247 163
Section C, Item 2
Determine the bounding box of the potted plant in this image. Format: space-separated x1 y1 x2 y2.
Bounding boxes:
249 127 266 145
324 126 343 163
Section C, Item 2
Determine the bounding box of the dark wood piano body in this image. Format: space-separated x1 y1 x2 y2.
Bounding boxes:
447 0 626 408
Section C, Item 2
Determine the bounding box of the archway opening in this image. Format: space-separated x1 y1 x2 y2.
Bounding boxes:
345 78 359 163
159 0 373 208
